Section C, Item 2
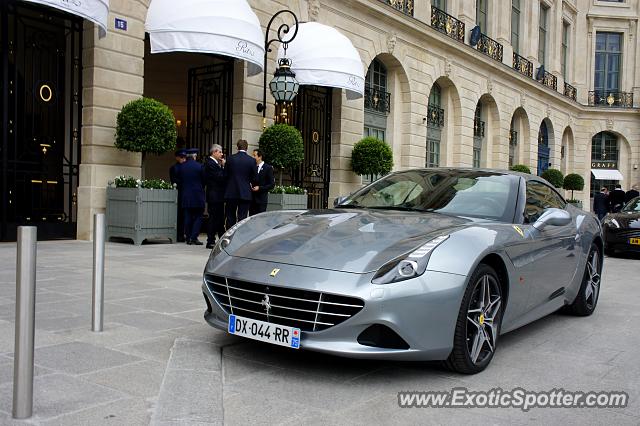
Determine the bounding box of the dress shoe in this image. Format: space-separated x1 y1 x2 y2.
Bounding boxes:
186 240 193 245
191 239 204 246
206 244 214 249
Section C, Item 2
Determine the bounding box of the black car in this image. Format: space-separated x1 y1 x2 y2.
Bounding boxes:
603 196 640 255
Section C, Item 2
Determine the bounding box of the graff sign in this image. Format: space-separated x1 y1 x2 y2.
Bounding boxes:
591 161 618 169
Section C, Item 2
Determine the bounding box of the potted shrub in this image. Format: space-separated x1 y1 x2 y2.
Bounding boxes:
107 97 178 244
510 164 532 174
563 173 585 209
106 176 178 245
259 124 308 210
541 168 564 188
351 137 393 183
114 97 177 176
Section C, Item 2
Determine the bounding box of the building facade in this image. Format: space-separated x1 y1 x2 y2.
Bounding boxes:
1 0 639 241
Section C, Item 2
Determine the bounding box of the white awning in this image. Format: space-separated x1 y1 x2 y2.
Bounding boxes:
591 169 624 181
145 0 264 76
23 0 109 35
277 22 365 100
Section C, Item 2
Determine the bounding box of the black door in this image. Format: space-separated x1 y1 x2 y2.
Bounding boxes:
1 2 82 241
293 86 332 209
187 62 234 157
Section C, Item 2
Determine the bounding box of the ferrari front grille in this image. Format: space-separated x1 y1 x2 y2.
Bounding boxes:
204 274 364 332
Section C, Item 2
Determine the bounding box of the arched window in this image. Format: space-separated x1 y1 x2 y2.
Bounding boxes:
364 59 389 141
473 103 484 168
509 117 518 167
590 132 619 197
537 121 549 176
426 83 444 167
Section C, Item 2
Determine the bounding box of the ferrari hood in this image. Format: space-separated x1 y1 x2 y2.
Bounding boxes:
224 209 471 273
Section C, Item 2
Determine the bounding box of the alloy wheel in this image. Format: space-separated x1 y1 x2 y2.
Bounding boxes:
584 249 601 310
466 274 502 365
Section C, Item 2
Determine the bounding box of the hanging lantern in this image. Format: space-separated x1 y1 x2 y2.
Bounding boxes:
269 57 299 103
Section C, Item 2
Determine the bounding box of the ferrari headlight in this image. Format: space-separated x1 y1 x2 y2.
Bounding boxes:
604 217 620 228
372 235 449 285
209 216 252 259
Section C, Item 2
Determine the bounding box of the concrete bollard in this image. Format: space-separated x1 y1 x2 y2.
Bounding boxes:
13 226 37 419
92 213 105 332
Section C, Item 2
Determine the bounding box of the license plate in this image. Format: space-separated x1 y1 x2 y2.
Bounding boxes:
630 238 640 245
228 315 300 349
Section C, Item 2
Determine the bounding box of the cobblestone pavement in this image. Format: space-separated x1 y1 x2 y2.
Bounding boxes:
0 240 638 425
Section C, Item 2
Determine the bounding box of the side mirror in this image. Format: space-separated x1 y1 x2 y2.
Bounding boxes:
533 208 571 231
333 196 347 207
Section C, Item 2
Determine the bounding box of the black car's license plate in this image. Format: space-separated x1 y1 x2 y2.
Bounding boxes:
630 238 640 245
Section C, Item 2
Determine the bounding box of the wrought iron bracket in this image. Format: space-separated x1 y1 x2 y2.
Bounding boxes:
256 10 299 122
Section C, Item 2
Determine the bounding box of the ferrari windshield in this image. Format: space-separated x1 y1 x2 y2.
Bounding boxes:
623 198 640 212
340 170 519 222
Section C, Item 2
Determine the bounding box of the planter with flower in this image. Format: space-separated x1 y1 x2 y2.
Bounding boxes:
106 98 178 244
259 124 308 210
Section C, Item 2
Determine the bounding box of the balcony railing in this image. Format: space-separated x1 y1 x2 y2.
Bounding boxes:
476 33 503 63
427 105 445 127
563 82 577 101
380 0 414 16
473 119 485 138
588 91 634 108
431 6 465 43
512 53 533 78
537 69 557 91
364 86 391 114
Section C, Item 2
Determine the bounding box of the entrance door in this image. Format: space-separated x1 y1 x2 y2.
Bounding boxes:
187 62 234 156
1 2 82 241
293 86 332 209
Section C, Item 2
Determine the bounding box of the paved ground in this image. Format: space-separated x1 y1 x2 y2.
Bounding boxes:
0 239 638 425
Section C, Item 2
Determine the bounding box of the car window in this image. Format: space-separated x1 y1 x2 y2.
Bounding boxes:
524 181 566 223
623 198 640 212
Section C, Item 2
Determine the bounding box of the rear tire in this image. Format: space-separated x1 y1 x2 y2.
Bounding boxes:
565 243 601 316
445 264 503 374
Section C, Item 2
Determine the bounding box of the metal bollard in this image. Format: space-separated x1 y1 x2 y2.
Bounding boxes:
13 226 37 419
92 213 105 332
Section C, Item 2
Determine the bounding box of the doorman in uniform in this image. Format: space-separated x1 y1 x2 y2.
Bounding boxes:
169 149 187 242
178 148 206 245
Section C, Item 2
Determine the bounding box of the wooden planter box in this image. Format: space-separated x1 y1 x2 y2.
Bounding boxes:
106 187 178 245
266 193 308 211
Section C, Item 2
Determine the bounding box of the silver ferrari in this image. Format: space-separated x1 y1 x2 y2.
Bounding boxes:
202 168 603 373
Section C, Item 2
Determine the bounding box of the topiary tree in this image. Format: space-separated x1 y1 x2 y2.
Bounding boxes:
541 168 564 188
258 123 304 186
563 173 585 200
115 97 177 177
510 164 532 174
351 137 393 182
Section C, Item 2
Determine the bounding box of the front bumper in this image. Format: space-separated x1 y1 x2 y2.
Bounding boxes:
201 251 468 361
604 228 640 253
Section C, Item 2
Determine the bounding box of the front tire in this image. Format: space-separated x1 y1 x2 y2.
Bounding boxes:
445 264 503 374
565 243 602 316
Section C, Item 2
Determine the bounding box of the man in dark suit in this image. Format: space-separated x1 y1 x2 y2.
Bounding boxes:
625 184 639 203
205 144 226 249
609 184 626 213
593 187 609 221
177 148 206 245
224 139 257 228
251 149 275 215
169 149 187 242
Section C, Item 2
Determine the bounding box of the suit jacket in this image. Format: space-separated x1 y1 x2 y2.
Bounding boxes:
224 151 257 201
204 157 226 203
593 192 609 215
176 158 205 208
609 189 626 212
252 163 275 205
625 189 639 203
